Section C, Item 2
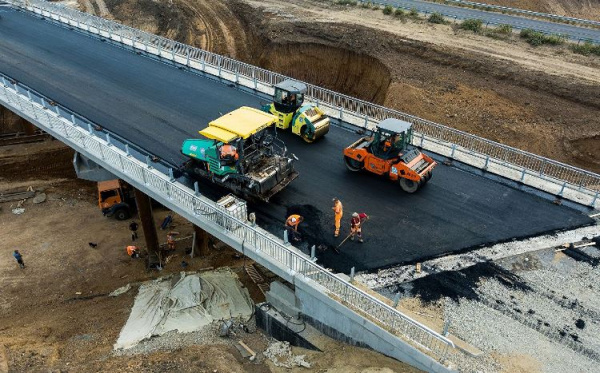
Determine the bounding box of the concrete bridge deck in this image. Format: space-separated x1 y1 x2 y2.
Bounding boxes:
0 8 592 273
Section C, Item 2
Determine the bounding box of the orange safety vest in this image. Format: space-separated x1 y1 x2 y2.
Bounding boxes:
221 145 239 160
127 246 138 256
286 214 302 230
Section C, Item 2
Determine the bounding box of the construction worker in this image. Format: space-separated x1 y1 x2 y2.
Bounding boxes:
129 221 139 241
220 144 239 165
350 212 369 243
13 250 25 269
166 231 180 250
332 198 343 238
285 214 303 242
126 245 140 258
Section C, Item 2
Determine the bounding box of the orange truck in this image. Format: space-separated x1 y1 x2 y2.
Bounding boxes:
97 179 136 220
343 118 436 193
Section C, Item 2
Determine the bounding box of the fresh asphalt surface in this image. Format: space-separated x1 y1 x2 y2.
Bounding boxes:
0 9 593 272
383 0 600 43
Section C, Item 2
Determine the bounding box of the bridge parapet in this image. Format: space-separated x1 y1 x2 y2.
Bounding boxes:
0 72 455 369
6 0 600 209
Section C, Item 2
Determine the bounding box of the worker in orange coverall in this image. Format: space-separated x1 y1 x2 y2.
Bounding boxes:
332 198 343 238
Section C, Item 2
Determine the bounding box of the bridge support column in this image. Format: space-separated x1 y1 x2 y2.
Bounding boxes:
134 188 160 265
21 118 38 135
193 225 210 258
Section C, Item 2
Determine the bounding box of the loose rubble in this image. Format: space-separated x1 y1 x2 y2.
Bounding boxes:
264 340 311 368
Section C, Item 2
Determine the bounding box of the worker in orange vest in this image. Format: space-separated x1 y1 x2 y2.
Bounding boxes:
332 198 343 238
220 144 239 164
285 214 303 242
350 212 369 243
166 231 179 250
126 245 140 258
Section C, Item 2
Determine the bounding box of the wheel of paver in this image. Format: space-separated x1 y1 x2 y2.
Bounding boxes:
399 178 419 193
301 127 315 143
344 156 363 172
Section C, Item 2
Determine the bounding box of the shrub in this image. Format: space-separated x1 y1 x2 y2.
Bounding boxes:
460 18 483 33
394 8 405 17
571 41 600 56
496 24 512 35
428 12 446 24
409 8 419 17
383 5 393 15
336 0 358 5
520 29 567 46
361 1 371 8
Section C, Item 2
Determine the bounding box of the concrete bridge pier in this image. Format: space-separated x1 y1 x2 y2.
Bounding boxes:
133 188 160 268
193 225 210 258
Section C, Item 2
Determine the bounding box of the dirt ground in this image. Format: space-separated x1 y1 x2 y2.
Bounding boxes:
75 0 599 173
0 140 418 372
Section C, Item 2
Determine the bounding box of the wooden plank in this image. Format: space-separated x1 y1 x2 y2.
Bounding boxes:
0 191 35 203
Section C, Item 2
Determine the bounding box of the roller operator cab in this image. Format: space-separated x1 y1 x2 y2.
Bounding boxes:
343 118 436 193
261 79 330 143
181 107 299 202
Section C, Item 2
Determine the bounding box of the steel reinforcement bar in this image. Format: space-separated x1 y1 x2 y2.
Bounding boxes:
7 0 600 208
0 72 455 359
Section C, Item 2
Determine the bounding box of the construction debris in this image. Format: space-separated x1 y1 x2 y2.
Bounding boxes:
264 340 311 368
114 269 253 349
11 208 25 215
0 190 35 203
109 284 132 297
32 193 47 204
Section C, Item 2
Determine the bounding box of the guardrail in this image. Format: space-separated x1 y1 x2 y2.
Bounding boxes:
0 72 455 359
9 0 600 209
440 0 600 28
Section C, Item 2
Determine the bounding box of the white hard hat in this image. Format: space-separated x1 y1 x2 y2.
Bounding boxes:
291 217 297 223
352 212 358 218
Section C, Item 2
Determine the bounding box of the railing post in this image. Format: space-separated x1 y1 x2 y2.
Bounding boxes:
145 155 152 169
519 168 526 183
283 229 289 245
310 245 316 261
125 144 131 156
591 191 599 208
168 167 175 182
194 181 200 196
558 181 566 197
106 133 112 146
393 293 401 308
350 266 355 283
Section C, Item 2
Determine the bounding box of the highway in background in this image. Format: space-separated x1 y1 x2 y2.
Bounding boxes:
378 0 600 43
0 9 593 272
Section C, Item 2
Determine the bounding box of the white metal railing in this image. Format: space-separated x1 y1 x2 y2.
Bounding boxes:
8 0 599 208
0 73 455 358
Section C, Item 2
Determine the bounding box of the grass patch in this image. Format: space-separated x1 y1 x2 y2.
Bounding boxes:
485 23 512 39
336 0 358 5
571 41 600 56
460 18 483 33
409 8 419 19
520 29 567 46
361 1 371 8
394 8 405 18
383 5 393 15
427 12 447 24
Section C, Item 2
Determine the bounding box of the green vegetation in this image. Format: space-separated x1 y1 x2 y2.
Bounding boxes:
394 8 405 18
520 29 567 46
484 23 513 39
571 41 600 56
409 8 419 18
383 5 393 15
427 12 447 24
361 1 371 8
459 18 483 33
336 0 358 5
